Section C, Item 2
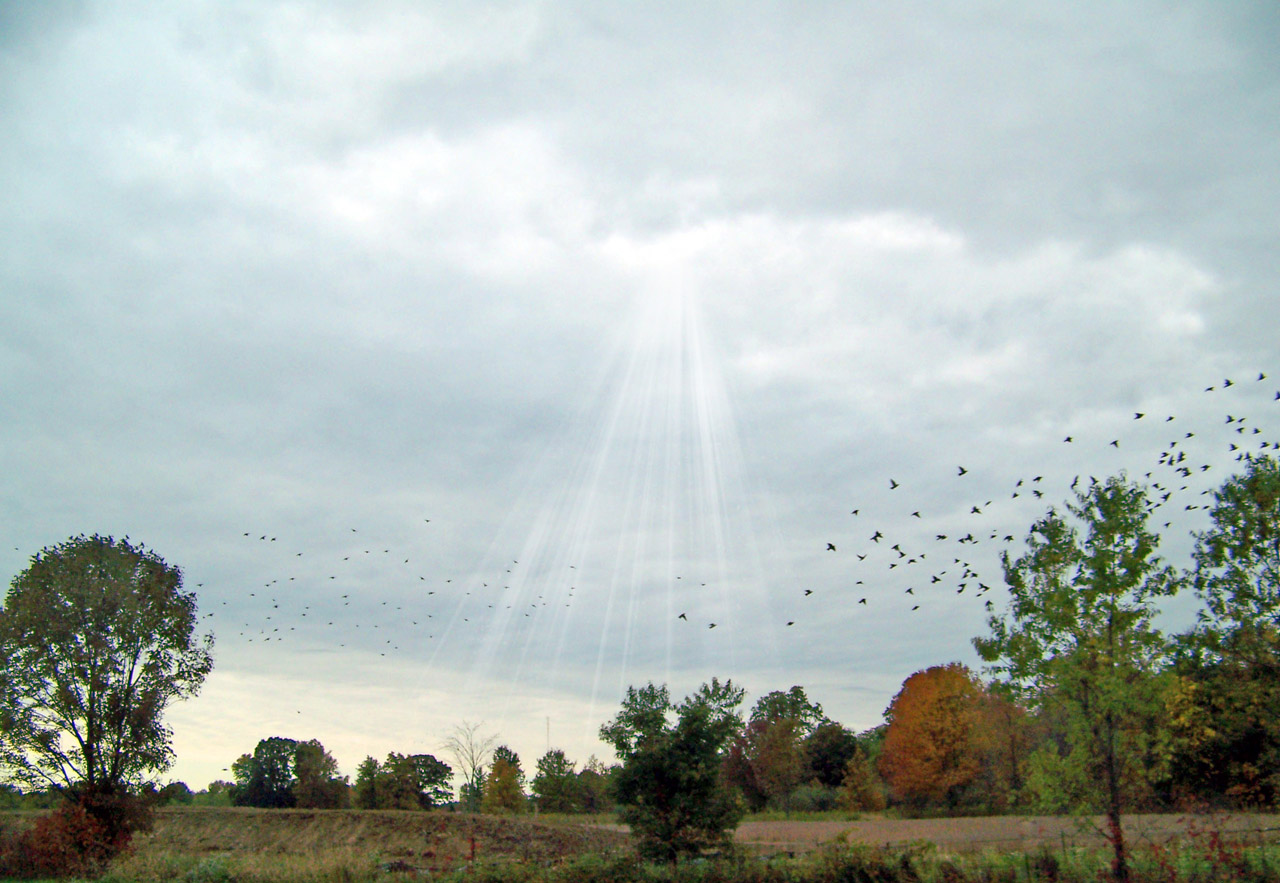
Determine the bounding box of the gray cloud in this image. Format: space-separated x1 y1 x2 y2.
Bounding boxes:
2 1 1277 788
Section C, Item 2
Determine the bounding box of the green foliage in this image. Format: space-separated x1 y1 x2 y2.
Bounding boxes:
353 752 452 810
974 475 1181 880
0 535 214 797
600 678 745 864
1191 454 1280 645
838 747 887 812
802 722 860 789
231 737 299 808
531 749 581 813
575 756 615 813
1163 455 1280 807
157 781 194 806
749 686 825 736
291 739 348 809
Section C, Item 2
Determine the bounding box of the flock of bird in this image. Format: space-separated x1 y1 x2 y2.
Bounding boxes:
204 371 1280 662
807 371 1280 626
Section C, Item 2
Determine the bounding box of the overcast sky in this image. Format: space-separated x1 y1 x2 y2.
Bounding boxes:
2 1 1279 791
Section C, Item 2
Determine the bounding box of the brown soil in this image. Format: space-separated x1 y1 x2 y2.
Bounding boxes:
726 812 1280 855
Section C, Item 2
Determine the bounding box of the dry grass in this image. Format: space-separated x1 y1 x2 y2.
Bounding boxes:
101 806 632 880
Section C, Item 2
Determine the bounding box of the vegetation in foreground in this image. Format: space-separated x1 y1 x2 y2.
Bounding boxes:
96 822 1280 883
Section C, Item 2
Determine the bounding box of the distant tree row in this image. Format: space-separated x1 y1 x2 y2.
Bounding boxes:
594 456 1280 868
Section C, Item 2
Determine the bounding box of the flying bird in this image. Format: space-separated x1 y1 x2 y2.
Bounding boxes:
827 543 836 551
957 466 968 476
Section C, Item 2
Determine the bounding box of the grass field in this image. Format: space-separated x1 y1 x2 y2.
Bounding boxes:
4 807 1280 881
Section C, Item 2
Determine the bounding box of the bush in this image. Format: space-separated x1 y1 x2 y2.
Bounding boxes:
787 783 839 813
0 786 150 879
0 801 120 878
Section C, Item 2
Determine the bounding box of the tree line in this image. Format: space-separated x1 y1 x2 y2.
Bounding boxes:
0 456 1277 875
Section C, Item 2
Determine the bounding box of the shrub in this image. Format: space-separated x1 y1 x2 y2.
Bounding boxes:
0 801 120 878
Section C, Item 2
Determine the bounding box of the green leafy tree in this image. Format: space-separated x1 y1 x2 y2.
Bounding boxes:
292 739 348 808
576 755 614 813
803 721 860 789
410 754 453 808
353 756 382 809
1168 455 1280 805
156 781 193 805
750 686 825 736
0 535 214 846
974 475 1179 882
353 753 452 809
231 737 299 808
600 679 745 864
191 780 233 807
1191 454 1280 648
531 749 580 813
490 745 524 788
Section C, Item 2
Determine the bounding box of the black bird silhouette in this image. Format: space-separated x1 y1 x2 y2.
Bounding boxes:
871 531 883 542
889 478 899 489
827 543 836 551
678 613 687 620
804 589 814 596
957 466 968 476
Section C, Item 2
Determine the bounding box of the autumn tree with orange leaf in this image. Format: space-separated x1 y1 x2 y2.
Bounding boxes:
878 663 986 809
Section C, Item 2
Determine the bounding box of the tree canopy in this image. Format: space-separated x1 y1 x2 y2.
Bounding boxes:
600 679 745 864
975 475 1179 882
0 535 214 798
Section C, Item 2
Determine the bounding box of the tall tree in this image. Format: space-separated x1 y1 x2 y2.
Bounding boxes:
803 721 861 790
878 663 985 809
482 754 525 814
1168 455 1280 805
531 749 580 813
0 535 213 846
352 753 452 810
352 756 382 810
974 475 1179 882
724 716 805 813
600 679 745 864
231 737 299 808
750 686 825 736
409 754 453 808
1191 454 1280 648
292 739 348 808
443 721 496 813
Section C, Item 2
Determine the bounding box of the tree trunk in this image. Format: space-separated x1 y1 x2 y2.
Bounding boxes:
1102 712 1129 883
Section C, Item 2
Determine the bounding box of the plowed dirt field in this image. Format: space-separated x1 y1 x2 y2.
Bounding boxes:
725 813 1280 855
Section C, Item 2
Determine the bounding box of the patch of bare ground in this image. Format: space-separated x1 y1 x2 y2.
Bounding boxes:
728 813 1280 855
